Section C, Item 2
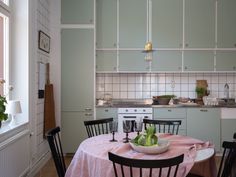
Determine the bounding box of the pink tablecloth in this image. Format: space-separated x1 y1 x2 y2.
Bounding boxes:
65 133 217 177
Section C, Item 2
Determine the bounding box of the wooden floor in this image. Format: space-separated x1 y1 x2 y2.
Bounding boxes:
33 156 73 177
34 155 221 177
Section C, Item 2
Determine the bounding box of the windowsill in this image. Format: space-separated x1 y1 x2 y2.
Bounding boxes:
0 120 28 141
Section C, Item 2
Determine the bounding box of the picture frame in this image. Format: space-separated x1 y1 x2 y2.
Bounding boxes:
38 30 50 53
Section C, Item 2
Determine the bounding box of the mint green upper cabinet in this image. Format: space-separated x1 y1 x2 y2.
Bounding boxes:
119 0 147 48
61 29 94 111
61 0 94 24
96 51 117 72
187 108 221 152
152 51 182 71
96 0 117 48
216 51 236 71
217 0 236 48
184 51 214 71
152 0 183 48
185 0 215 48
119 51 148 72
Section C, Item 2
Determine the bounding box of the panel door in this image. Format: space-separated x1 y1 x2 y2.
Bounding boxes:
217 0 236 48
61 29 94 111
183 51 214 71
119 0 147 48
119 51 148 72
151 51 182 71
187 108 221 152
61 111 93 153
61 0 94 24
216 51 236 71
96 51 117 72
221 119 236 142
152 0 183 48
96 0 117 48
185 0 215 48
96 108 118 120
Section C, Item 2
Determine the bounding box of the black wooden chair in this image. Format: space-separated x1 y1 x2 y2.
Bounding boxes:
143 119 182 135
46 126 66 177
108 152 184 177
187 141 236 177
233 132 236 139
84 118 113 137
217 141 236 177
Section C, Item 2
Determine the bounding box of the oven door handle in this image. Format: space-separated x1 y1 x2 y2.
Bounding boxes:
123 116 137 119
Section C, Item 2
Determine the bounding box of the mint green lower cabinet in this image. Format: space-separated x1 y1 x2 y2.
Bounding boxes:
221 119 236 142
96 51 117 72
119 51 148 72
216 51 236 71
61 111 93 153
153 108 187 135
183 51 214 71
96 108 118 121
187 108 220 152
152 51 182 71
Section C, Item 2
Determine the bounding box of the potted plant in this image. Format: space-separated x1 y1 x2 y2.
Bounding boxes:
195 86 206 98
0 79 8 128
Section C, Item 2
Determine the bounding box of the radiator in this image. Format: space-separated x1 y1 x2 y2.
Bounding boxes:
0 130 30 177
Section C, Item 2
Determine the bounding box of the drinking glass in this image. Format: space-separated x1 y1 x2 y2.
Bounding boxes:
109 121 118 142
123 120 132 143
135 120 143 135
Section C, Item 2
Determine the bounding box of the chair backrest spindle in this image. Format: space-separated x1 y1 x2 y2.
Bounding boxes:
84 118 113 138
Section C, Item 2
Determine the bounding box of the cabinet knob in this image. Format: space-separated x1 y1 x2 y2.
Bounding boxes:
200 109 208 112
184 66 188 70
233 66 236 70
168 109 172 112
179 43 183 47
113 67 116 71
85 113 92 116
185 43 189 47
89 19 93 23
178 66 181 70
85 108 92 111
113 43 117 47
105 109 108 112
234 44 236 47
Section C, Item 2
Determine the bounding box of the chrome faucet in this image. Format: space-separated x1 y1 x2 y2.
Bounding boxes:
224 83 229 102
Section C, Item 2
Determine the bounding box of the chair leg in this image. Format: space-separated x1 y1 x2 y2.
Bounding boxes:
186 173 203 177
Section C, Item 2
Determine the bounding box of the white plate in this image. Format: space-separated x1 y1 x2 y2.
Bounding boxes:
130 139 170 154
194 148 215 163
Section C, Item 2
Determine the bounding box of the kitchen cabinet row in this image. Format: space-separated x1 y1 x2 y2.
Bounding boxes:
61 0 236 49
96 0 236 49
97 107 236 152
96 50 236 72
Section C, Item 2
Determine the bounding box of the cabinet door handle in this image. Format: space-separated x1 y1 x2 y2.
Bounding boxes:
85 108 92 111
200 109 208 112
105 109 108 112
85 113 92 116
168 109 172 112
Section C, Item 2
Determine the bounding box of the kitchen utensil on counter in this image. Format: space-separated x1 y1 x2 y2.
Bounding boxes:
152 95 175 105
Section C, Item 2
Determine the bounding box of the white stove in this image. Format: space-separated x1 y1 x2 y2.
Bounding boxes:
118 107 153 133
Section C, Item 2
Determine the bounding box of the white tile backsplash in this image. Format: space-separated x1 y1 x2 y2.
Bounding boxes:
96 73 236 99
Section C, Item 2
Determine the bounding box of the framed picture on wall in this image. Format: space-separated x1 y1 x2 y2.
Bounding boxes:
38 30 50 53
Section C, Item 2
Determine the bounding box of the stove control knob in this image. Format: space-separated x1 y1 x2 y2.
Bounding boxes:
134 109 137 112
126 109 128 112
143 109 146 112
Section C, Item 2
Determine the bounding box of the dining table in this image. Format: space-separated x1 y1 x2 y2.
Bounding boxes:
65 132 217 177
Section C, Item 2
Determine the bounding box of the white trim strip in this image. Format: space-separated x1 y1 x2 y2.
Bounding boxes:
60 24 94 29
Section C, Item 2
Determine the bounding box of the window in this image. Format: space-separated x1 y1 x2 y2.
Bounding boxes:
0 1 9 96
